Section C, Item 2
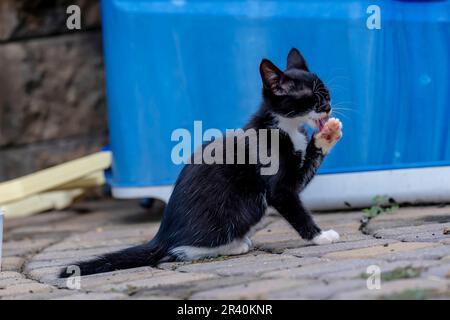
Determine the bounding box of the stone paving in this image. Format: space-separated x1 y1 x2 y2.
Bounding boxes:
1 199 449 300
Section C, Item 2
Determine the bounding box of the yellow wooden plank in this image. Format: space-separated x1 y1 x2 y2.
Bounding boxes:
1 189 84 219
53 171 105 190
0 151 111 204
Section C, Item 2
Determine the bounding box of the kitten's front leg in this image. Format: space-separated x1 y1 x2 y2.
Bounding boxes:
274 118 343 244
297 118 342 190
270 191 339 244
269 190 321 240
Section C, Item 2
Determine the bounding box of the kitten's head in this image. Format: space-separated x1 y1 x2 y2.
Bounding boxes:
260 48 331 130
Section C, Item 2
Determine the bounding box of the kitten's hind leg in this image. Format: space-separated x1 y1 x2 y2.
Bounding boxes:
170 238 251 261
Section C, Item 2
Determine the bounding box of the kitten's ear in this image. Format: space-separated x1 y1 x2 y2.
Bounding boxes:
286 48 309 71
260 59 289 96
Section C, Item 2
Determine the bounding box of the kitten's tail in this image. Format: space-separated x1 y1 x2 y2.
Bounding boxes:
58 240 167 278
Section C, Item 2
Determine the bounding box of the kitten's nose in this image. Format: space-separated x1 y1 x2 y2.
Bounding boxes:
323 104 331 114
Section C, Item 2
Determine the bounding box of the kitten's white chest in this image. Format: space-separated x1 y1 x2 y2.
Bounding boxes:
276 115 308 153
287 129 308 152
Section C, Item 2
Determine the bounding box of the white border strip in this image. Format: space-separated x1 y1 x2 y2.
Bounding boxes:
112 186 173 202
112 166 450 211
302 166 450 210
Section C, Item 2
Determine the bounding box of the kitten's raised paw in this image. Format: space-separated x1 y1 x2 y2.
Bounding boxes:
314 118 343 154
312 229 340 245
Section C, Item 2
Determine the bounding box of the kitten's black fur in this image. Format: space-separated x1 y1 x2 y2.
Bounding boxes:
60 48 334 278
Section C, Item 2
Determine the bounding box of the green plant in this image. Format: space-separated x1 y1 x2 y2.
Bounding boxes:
381 266 422 282
360 266 422 282
359 195 399 232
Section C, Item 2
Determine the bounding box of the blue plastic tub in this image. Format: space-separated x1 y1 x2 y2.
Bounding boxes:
101 0 450 202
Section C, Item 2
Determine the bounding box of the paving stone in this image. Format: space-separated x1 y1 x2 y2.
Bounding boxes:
175 253 319 277
190 278 312 300
377 244 450 261
268 279 367 299
323 242 438 260
0 271 24 280
263 259 381 280
252 219 299 240
422 264 450 279
255 239 309 253
284 239 397 258
387 232 450 243
89 226 158 239
0 277 33 288
371 206 450 222
46 236 150 252
2 200 450 300
253 226 303 245
139 275 261 299
3 210 76 228
372 223 450 241
253 222 368 249
6 224 87 240
364 206 450 234
1 256 25 271
31 245 130 261
94 271 217 293
51 225 158 244
130 294 180 300
249 220 370 253
0 289 76 300
71 199 157 216
55 267 168 290
334 278 450 300
27 266 68 282
318 259 442 282
3 238 56 257
41 266 209 291
25 258 87 272
314 212 364 225
53 292 128 300
5 205 145 241
0 281 55 298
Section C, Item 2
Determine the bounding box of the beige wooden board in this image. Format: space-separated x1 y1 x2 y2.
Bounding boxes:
1 189 84 219
0 152 111 204
53 171 105 190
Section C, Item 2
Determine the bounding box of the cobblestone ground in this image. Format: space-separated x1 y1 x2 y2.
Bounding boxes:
1 199 449 300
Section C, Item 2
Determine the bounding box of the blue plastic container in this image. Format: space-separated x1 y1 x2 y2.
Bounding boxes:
101 0 450 198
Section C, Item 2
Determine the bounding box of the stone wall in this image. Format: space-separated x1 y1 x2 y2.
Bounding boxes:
0 0 108 181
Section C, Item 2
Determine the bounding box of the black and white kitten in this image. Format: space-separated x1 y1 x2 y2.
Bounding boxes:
60 48 343 278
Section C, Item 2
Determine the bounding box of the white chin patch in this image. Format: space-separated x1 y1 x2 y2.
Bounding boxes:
312 229 340 245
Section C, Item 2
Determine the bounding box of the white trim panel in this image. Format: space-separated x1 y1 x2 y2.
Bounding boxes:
302 166 450 210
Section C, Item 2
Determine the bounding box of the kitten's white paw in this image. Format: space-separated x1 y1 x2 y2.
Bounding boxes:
234 240 251 255
244 236 253 249
314 118 343 154
312 229 340 245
